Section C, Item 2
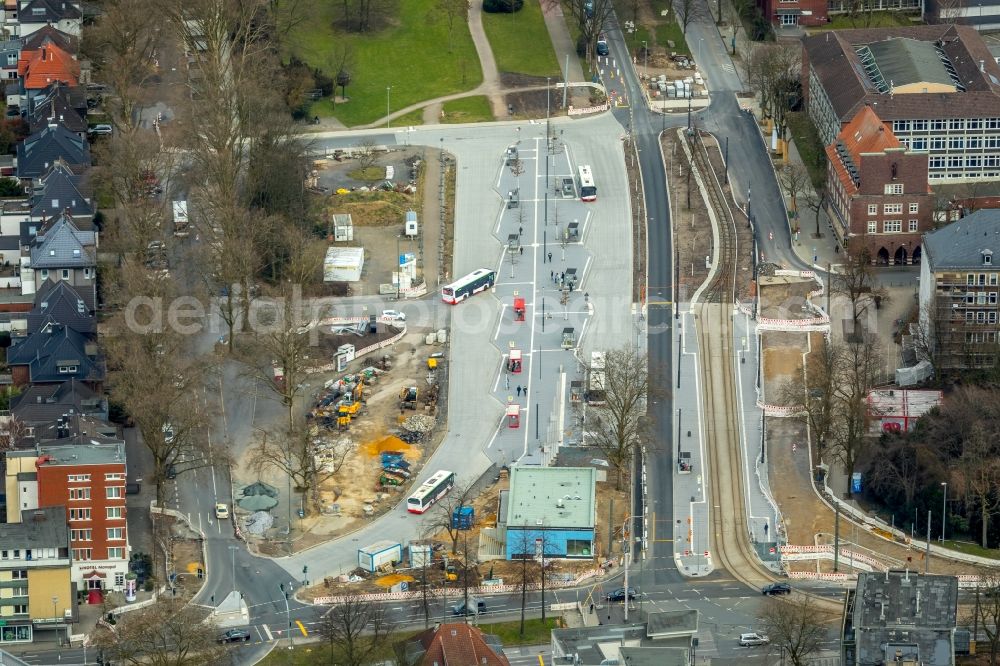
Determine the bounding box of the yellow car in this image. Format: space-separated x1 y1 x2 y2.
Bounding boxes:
215 503 229 520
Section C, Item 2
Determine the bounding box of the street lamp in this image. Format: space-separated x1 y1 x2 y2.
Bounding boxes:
941 482 948 542
52 595 58 644
228 545 238 593
279 582 293 650
386 86 392 130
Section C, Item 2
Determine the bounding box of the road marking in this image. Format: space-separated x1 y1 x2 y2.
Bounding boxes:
296 620 308 636
647 300 673 306
262 624 274 641
721 63 735 73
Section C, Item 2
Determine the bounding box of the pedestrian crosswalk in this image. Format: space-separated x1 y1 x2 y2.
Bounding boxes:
721 62 736 74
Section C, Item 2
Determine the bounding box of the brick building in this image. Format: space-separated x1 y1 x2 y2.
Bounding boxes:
5 441 128 594
826 105 934 264
755 0 918 29
803 25 1000 183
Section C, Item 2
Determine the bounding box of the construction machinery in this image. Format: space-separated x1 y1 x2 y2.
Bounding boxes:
399 386 418 410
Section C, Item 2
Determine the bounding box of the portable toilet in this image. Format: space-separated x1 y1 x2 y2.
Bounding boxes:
405 210 418 237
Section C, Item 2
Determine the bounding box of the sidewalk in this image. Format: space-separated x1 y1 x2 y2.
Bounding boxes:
541 1 585 84
783 138 842 270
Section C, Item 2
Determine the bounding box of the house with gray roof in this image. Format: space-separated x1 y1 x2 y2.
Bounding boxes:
26 279 94 334
551 611 698 666
842 571 957 666
15 123 89 180
5 321 103 389
802 25 1000 183
21 25 77 54
919 209 1000 369
10 379 107 448
28 83 86 137
17 0 82 37
29 160 93 222
22 211 95 308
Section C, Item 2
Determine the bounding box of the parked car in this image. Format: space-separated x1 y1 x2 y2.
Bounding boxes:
162 423 175 444
451 599 486 616
88 124 113 135
165 464 177 479
218 628 251 643
561 177 575 197
596 33 609 56
761 582 791 596
215 503 229 520
381 309 406 321
739 632 769 647
606 587 637 602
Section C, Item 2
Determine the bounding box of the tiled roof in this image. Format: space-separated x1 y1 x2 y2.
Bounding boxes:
803 24 1000 122
16 123 90 179
923 208 1000 269
28 211 95 269
31 160 93 219
19 0 82 24
403 624 509 666
18 42 79 90
10 379 105 431
21 25 78 54
26 279 94 334
29 83 86 135
5 322 103 384
826 105 902 193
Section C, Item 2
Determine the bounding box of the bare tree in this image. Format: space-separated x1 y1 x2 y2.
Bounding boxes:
831 248 889 340
830 334 884 496
866 433 942 510
757 597 834 666
974 571 1000 666
936 0 966 23
425 482 475 554
248 423 350 516
958 424 1000 548
779 164 811 228
270 0 313 38
554 0 616 63
92 599 227 666
742 43 801 143
776 341 842 455
803 182 829 239
676 0 705 34
436 0 469 52
586 347 650 490
355 137 380 170
318 595 393 666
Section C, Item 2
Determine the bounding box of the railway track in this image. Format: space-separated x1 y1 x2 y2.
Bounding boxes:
687 131 736 304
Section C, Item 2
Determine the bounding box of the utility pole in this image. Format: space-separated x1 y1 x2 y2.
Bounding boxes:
623 516 631 622
925 510 931 574
833 502 840 572
279 582 293 651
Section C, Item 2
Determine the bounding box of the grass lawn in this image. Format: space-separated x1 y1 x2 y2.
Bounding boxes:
286 0 483 127
482 2 561 78
393 108 427 126
942 539 1000 560
348 166 385 181
442 96 494 123
786 111 828 191
815 11 919 31
611 0 689 56
478 617 560 646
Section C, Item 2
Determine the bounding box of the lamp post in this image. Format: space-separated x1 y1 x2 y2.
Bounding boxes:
622 516 632 622
279 582 293 649
386 86 392 129
52 595 58 644
941 482 948 542
229 545 238 593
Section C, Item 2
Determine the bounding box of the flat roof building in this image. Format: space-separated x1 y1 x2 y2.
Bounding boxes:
504 466 596 560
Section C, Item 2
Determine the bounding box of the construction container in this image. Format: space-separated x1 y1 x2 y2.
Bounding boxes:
451 506 474 530
358 541 402 573
409 541 433 568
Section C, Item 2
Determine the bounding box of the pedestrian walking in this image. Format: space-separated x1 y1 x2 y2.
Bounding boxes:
516 385 522 397
548 252 553 262
519 226 523 236
551 270 554 281
561 272 565 282
519 246 524 256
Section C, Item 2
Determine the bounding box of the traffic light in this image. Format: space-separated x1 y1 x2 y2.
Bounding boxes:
197 567 204 579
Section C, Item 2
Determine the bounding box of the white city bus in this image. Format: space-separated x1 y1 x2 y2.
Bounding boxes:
441 268 496 304
578 165 597 202
407 470 456 513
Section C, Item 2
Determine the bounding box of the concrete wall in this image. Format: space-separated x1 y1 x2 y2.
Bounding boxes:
25 567 71 620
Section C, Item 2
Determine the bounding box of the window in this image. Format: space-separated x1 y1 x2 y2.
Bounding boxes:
107 528 124 540
949 156 964 168
72 548 92 561
909 220 918 232
911 138 927 150
106 486 123 499
914 120 928 131
69 487 90 500
107 547 125 559
10 570 26 580
868 221 877 233
979 293 988 305
970 137 983 149
70 529 91 541
566 539 593 557
9 587 26 597
930 156 946 168
932 119 947 130
967 293 975 304
989 137 1000 149
968 156 983 167
969 274 977 285
60 269 68 280
105 473 125 481
970 119 984 130
115 573 125 587
69 508 91 521
978 311 986 323
909 203 919 214
39 269 48 279
950 118 966 130
83 268 92 279
12 605 26 615
884 220 902 233
981 274 988 286
949 137 966 150
884 204 902 214
68 474 91 483
990 293 997 304
58 365 77 374
0 551 5 559
867 204 878 215
106 507 123 520
991 312 998 324
989 118 1000 129
885 184 904 195
931 137 946 150
991 274 998 286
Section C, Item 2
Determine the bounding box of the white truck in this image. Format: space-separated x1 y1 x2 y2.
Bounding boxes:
172 200 189 238
358 540 402 573
587 351 607 405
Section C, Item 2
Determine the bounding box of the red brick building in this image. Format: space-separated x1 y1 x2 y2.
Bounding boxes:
16 442 129 593
826 105 934 264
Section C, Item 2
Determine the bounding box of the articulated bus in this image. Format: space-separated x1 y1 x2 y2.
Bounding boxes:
441 268 496 304
407 470 456 513
578 165 597 202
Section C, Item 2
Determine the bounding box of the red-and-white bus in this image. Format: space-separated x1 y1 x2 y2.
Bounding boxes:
578 165 597 202
441 269 496 304
407 470 456 513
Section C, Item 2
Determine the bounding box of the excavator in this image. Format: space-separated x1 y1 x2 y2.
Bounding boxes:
399 386 418 411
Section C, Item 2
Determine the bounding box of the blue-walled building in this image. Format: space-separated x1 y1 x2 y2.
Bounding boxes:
504 467 596 560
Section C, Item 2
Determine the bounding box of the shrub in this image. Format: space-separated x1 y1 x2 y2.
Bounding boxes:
483 0 524 13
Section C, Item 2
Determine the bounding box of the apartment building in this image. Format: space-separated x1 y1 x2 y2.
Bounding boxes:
0 506 72 646
919 209 1000 369
803 25 1000 183
5 442 128 593
826 105 934 264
